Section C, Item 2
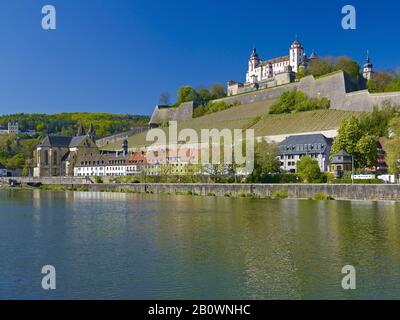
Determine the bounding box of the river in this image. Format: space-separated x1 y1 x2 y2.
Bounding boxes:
0 189 399 299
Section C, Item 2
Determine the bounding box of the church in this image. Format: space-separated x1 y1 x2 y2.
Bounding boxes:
33 124 98 177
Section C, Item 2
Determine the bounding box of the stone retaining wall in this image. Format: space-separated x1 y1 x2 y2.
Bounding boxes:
3 178 400 201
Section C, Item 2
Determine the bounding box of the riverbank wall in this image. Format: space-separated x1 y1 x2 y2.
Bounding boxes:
2 177 400 201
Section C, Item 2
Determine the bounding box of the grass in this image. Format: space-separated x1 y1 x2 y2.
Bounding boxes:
251 109 363 137
102 100 363 150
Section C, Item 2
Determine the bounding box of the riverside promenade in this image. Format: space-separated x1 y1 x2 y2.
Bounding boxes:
1 177 400 201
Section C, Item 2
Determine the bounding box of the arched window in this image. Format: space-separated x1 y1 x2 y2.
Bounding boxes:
44 150 49 166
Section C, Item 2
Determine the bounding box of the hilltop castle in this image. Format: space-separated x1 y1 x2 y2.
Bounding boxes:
227 38 374 96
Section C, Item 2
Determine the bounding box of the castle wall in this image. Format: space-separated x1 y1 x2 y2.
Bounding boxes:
149 71 400 127
149 102 194 126
96 126 149 147
219 71 400 112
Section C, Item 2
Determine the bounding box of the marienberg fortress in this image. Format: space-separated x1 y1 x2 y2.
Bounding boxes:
150 38 400 126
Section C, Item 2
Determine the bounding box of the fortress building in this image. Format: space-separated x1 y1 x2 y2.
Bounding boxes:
227 38 314 96
227 38 373 96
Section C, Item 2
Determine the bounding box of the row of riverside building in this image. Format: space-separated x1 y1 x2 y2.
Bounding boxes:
32 124 387 179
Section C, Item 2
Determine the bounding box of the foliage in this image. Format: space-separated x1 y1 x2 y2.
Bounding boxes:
330 116 379 168
246 140 281 182
331 179 384 184
296 156 322 183
269 90 330 114
0 133 40 170
368 72 400 93
173 84 226 108
193 101 240 118
313 192 334 200
0 113 149 139
305 56 361 81
384 117 400 174
94 176 103 183
271 189 288 199
358 103 399 138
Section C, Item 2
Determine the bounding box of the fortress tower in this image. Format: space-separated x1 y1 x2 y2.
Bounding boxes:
363 51 374 80
289 37 305 73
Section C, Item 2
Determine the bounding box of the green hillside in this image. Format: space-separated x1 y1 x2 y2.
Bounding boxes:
103 99 363 150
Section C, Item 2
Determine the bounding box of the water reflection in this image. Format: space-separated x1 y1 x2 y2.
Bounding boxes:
0 189 400 299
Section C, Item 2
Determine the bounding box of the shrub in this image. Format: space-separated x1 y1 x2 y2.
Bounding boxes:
94 176 103 184
207 192 216 196
271 189 288 199
269 90 330 115
313 192 334 200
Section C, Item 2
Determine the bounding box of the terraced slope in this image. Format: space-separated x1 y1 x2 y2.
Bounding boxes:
252 110 363 136
102 99 364 150
103 100 275 149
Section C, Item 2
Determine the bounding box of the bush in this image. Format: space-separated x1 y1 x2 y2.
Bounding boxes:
193 101 240 118
94 176 103 184
271 189 288 199
332 179 384 184
269 90 330 115
313 192 334 200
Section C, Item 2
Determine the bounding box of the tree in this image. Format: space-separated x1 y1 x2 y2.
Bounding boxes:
307 58 334 77
331 116 379 168
367 72 393 93
209 84 226 99
385 117 400 174
247 140 280 182
334 56 360 79
296 156 321 183
356 134 378 167
330 116 362 162
175 86 198 106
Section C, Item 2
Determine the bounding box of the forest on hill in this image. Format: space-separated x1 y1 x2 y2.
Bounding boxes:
0 112 149 138
0 112 149 172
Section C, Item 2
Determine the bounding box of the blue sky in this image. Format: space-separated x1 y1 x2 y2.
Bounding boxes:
0 0 398 116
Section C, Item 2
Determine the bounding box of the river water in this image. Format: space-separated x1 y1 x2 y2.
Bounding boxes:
0 189 399 299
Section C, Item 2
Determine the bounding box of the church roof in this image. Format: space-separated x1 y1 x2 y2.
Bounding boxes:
309 51 318 59
39 136 72 148
39 135 92 148
69 136 88 148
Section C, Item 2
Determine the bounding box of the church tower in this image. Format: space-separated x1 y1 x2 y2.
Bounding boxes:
87 123 96 142
363 51 373 80
289 37 304 73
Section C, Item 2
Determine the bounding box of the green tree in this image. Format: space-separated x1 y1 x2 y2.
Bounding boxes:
356 134 378 167
334 56 361 79
307 58 334 77
331 116 379 168
385 117 400 173
330 116 362 163
209 84 226 99
296 156 321 183
175 86 198 106
247 140 280 182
